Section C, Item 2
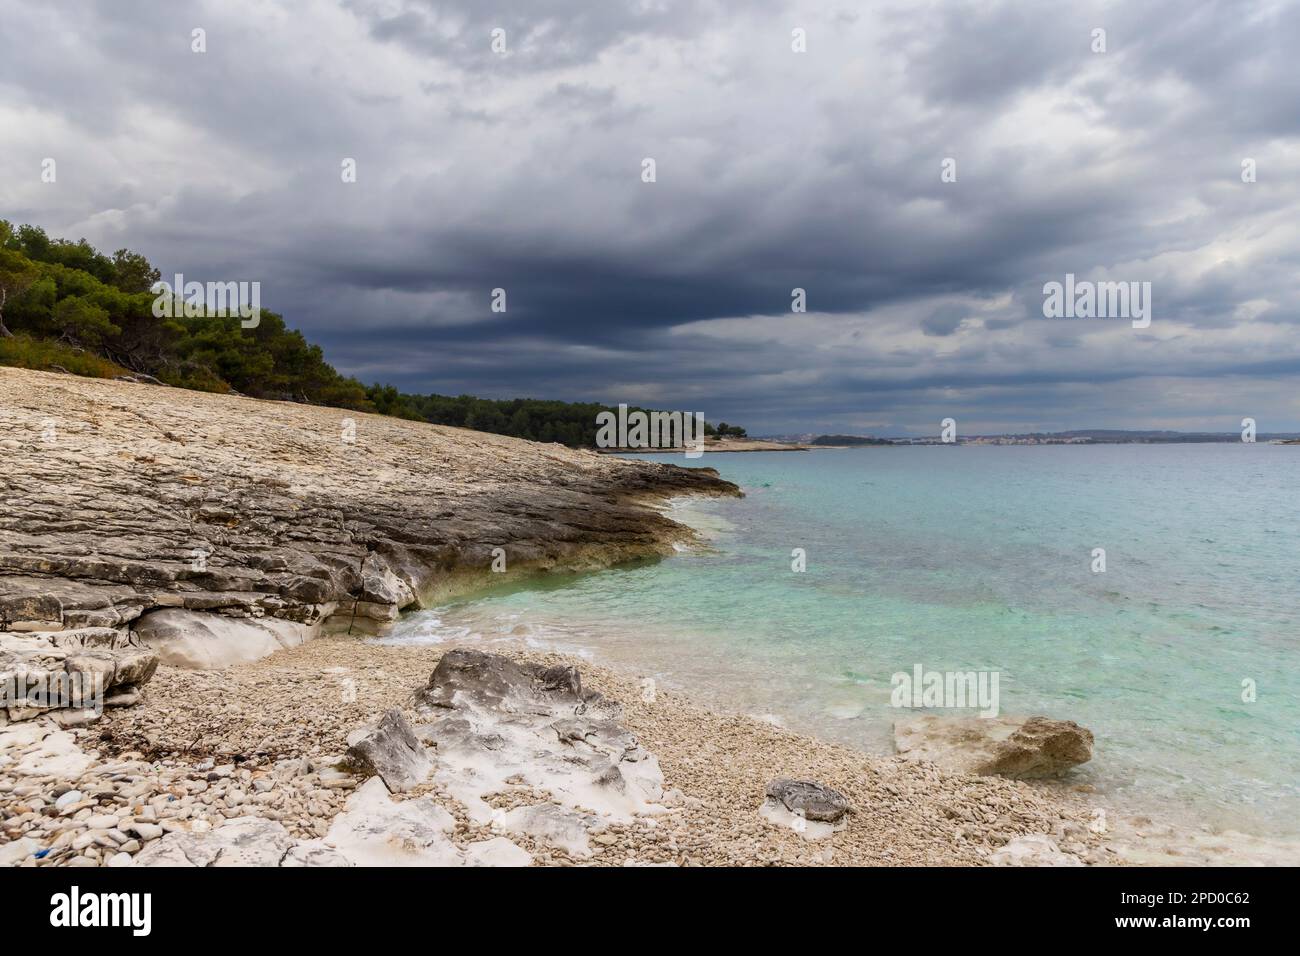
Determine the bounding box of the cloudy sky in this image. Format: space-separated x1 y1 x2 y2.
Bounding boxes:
3 0 1298 435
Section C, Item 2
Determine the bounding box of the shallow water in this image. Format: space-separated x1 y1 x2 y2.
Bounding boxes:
387 444 1300 839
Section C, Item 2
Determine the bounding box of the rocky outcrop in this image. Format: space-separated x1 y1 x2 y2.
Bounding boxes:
893 714 1094 779
133 608 324 670
121 649 663 866
415 649 664 825
0 628 158 726
0 367 738 669
344 709 431 793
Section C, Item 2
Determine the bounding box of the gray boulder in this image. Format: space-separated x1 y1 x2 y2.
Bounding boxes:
346 708 432 792
416 648 598 713
765 778 851 822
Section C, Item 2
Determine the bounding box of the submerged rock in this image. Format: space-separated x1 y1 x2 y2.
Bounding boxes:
893 714 1094 779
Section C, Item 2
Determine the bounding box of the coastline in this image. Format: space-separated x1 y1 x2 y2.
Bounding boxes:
3 369 1295 866
597 439 810 454
3 634 1115 866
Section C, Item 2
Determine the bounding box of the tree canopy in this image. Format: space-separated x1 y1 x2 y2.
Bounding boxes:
0 222 746 446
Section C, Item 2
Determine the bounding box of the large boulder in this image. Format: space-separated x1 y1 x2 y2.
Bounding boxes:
0 628 157 723
893 714 1094 779
345 708 432 793
133 608 319 669
415 649 663 825
415 647 597 713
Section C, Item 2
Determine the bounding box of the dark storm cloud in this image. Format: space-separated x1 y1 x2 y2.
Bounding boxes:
2 0 1299 433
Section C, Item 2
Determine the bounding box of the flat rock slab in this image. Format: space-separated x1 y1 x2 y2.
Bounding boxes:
0 366 738 650
134 816 298 867
893 714 1094 779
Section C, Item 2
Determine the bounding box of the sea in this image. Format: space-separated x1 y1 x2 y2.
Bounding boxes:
384 444 1300 841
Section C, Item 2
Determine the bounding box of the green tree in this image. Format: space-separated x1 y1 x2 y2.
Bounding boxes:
50 295 118 347
0 247 40 338
111 249 162 294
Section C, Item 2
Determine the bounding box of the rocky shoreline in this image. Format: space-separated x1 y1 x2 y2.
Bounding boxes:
1 366 737 706
2 636 1120 867
2 368 1287 866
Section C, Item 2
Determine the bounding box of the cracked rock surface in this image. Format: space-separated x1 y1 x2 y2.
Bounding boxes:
0 366 738 652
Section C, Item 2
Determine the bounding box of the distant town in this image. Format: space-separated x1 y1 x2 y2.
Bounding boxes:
764 430 1300 446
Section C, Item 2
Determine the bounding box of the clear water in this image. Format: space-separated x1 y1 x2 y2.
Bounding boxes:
388 445 1300 838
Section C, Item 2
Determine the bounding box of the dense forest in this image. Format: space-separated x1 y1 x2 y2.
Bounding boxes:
0 222 744 447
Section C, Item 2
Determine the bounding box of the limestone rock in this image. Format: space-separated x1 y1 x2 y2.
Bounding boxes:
764 778 851 822
345 708 432 793
0 628 157 723
0 366 739 664
317 777 531 866
988 834 1085 866
498 803 597 859
133 608 318 669
893 714 1094 779
417 649 664 825
416 647 598 713
133 816 298 867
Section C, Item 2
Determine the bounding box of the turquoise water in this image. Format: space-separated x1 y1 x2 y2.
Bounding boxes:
391 445 1300 837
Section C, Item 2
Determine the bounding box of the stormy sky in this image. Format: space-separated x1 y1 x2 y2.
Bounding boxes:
2 0 1298 435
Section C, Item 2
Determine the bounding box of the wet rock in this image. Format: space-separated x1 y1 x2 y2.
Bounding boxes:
345 709 432 793
893 714 1094 779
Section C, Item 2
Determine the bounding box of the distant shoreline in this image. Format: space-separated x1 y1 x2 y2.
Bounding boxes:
598 438 810 454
